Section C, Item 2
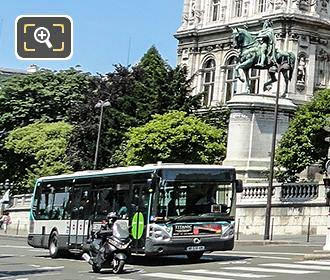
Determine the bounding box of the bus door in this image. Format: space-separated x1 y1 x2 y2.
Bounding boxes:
68 187 91 249
130 182 150 253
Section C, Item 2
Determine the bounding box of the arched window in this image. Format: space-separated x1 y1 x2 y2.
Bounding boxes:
234 0 243 17
202 58 216 106
212 0 221 21
225 56 238 102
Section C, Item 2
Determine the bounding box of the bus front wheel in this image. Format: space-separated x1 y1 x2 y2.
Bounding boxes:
186 251 204 261
49 231 62 258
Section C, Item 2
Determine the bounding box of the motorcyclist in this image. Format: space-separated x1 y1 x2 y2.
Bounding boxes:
90 212 119 269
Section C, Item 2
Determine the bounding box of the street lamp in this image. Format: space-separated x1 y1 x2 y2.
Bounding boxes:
264 62 290 240
93 100 110 170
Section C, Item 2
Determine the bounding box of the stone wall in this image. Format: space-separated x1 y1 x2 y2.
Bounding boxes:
2 186 329 237
236 182 330 236
2 194 32 235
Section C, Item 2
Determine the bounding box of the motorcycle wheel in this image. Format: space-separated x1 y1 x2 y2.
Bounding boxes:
92 264 101 273
112 258 125 274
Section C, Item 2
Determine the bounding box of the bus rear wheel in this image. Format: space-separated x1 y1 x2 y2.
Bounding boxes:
186 251 204 261
49 231 63 258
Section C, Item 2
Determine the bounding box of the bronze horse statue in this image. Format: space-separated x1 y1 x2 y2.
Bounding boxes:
232 27 295 94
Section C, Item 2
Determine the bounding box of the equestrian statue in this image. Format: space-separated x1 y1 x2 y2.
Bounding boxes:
231 20 295 94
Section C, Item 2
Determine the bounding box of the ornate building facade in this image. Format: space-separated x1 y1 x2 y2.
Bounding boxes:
175 0 330 105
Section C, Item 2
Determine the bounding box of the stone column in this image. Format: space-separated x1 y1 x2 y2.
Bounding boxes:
223 94 297 183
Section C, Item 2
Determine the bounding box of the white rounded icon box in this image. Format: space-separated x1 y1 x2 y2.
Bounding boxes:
15 15 73 60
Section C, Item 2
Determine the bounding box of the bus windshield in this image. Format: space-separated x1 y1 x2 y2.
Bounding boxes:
153 181 233 222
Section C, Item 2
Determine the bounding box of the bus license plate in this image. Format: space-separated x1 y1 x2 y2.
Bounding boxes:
186 246 205 252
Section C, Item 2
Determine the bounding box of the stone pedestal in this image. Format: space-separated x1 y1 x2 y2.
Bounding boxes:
223 94 297 183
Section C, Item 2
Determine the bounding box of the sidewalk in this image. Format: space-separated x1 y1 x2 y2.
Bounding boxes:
236 234 326 246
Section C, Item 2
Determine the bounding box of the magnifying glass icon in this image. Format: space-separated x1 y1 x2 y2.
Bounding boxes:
34 27 53 49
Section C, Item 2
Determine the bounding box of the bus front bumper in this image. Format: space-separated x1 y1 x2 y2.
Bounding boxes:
144 236 234 256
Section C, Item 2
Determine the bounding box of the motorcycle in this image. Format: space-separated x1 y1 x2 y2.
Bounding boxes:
83 212 131 274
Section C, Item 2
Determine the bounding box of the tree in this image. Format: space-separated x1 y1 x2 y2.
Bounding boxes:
0 67 92 131
122 111 226 166
134 46 201 122
0 68 92 185
275 89 330 182
4 122 73 192
67 46 202 170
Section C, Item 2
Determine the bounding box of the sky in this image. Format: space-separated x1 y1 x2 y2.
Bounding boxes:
0 0 183 73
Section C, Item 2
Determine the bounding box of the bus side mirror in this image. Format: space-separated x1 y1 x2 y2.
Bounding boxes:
324 178 330 206
235 179 243 193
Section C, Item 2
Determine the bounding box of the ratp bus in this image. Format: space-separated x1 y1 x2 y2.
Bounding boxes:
28 163 243 259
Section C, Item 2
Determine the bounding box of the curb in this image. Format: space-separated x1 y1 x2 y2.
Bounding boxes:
236 240 299 246
0 233 27 240
303 253 330 260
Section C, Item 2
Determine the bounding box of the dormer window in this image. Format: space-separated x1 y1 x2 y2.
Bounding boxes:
234 0 243 18
212 0 221 21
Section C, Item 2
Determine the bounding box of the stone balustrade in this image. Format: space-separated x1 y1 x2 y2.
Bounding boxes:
280 183 319 202
237 182 324 206
236 182 329 235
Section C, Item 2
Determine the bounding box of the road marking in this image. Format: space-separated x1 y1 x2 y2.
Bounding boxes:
222 250 305 256
98 277 135 280
260 263 330 271
0 245 30 249
223 266 318 274
144 272 232 280
37 266 64 270
297 260 330 266
29 264 41 268
210 253 291 260
33 273 62 277
29 249 46 252
183 269 273 278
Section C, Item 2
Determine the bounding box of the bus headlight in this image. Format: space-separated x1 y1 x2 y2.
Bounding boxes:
221 224 234 238
150 225 171 242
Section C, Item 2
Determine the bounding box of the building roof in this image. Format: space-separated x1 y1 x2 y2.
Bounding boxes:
0 67 28 75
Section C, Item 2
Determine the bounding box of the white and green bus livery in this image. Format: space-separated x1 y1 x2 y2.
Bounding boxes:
28 163 243 259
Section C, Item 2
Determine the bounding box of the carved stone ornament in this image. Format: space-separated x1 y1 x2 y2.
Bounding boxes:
292 0 329 12
292 0 314 11
189 1 203 26
297 55 307 85
269 0 287 10
317 48 329 61
318 0 329 13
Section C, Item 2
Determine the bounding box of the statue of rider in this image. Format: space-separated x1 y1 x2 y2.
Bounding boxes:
255 19 276 67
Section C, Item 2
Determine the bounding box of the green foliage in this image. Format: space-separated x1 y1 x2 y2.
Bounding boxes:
134 46 201 121
4 122 73 191
123 111 226 166
275 89 330 182
0 68 91 131
67 46 201 170
0 68 92 189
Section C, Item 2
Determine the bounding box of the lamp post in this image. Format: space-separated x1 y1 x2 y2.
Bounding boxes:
323 118 330 250
93 100 110 170
264 63 290 240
